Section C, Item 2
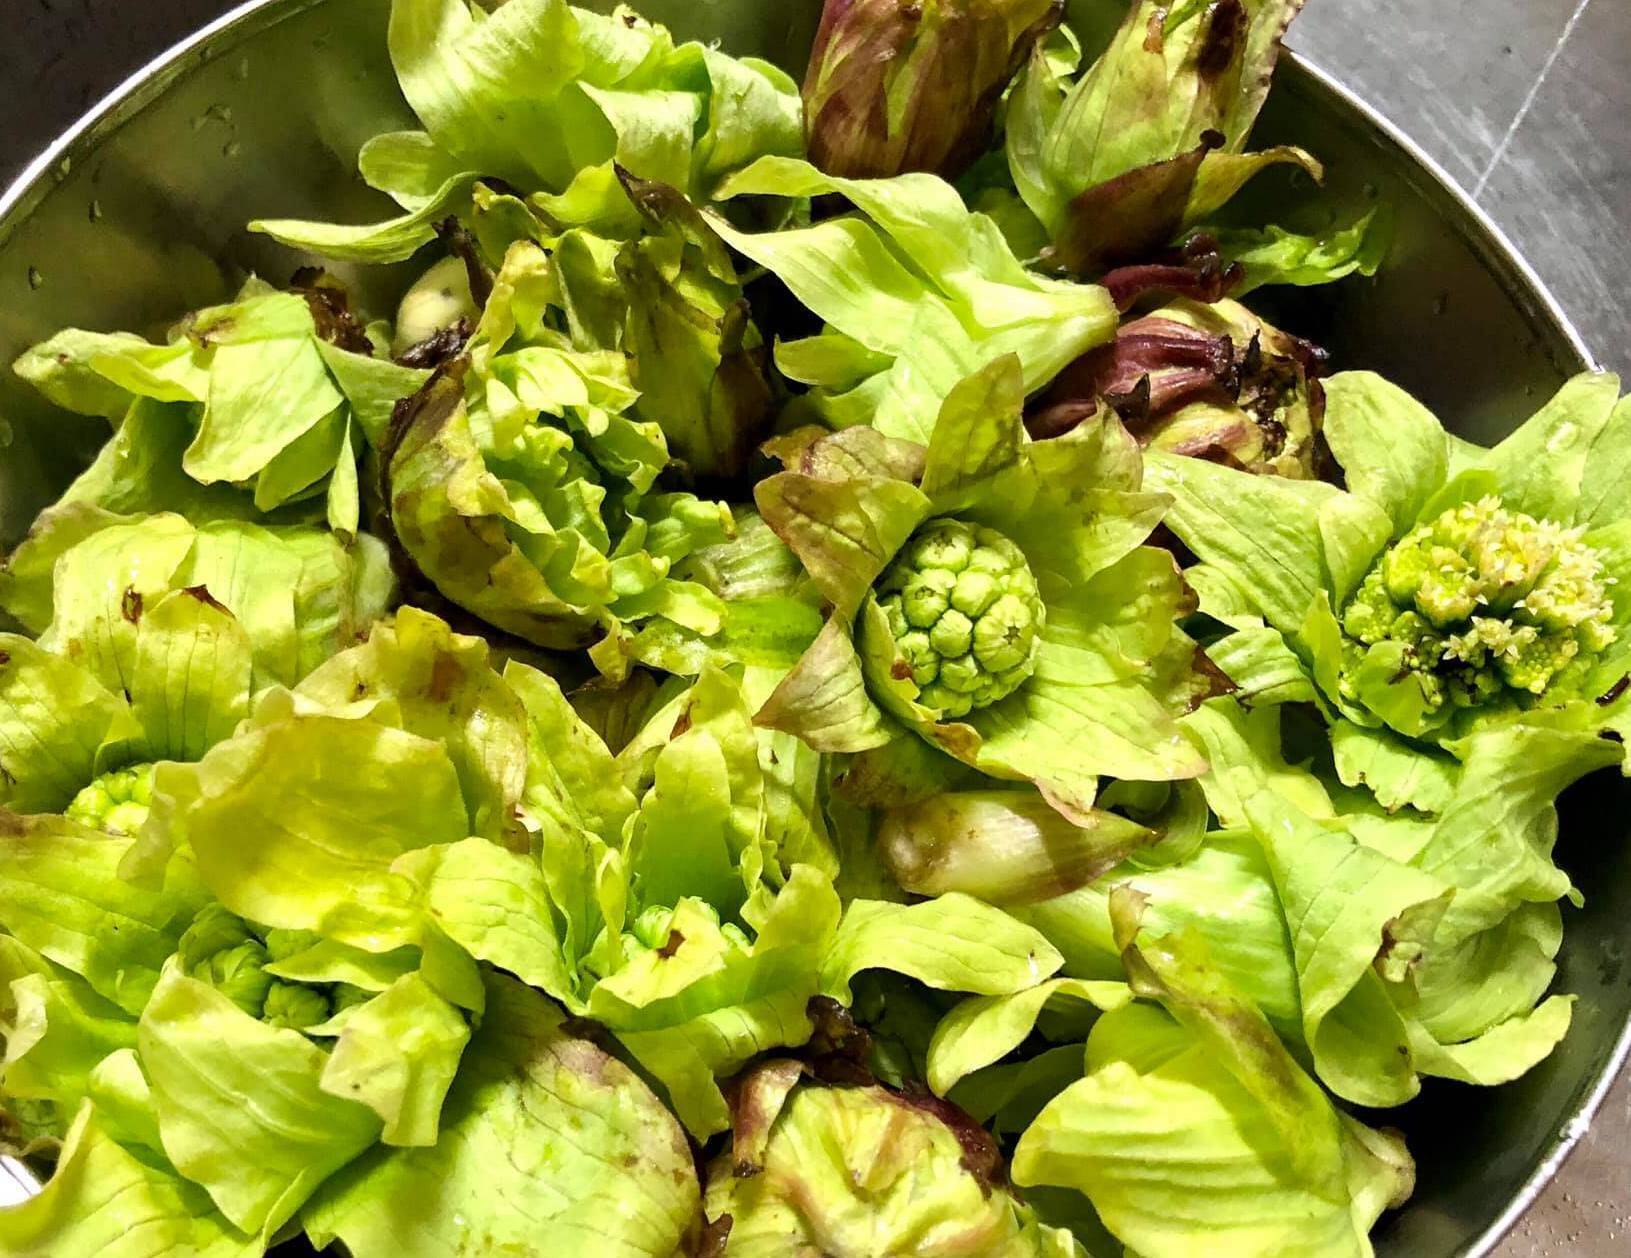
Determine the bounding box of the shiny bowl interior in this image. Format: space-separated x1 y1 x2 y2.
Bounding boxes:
0 1 1624 1254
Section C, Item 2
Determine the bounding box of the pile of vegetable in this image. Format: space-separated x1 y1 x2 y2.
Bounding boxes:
0 1 1624 1255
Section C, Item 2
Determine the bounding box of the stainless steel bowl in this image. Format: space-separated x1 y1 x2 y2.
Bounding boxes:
0 2 1623 1254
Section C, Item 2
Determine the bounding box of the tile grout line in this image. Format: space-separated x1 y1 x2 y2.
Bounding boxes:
1473 0 1594 199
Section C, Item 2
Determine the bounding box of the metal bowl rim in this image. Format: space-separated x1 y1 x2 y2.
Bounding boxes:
0 2 1617 1253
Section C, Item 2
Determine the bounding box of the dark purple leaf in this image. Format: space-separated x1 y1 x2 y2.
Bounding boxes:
433 217 494 309
394 319 473 370
1029 299 1332 478
1101 233 1245 311
1043 132 1223 276
288 268 374 354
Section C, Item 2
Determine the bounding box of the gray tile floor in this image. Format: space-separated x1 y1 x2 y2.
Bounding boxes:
4 0 1629 1254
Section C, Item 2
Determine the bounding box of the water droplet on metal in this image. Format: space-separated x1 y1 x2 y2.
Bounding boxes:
88 200 103 223
27 267 43 291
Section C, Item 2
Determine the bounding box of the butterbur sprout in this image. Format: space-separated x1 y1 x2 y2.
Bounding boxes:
805 0 1064 180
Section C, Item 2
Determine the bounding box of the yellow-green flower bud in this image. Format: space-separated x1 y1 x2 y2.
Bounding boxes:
872 518 1045 719
179 905 276 1018
263 981 334 1031
1341 497 1618 726
65 763 156 837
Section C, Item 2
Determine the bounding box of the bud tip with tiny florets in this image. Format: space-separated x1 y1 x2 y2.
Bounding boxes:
871 517 1045 719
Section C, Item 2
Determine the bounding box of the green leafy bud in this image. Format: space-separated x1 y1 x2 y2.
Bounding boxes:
176 904 348 1029
929 609 975 659
64 763 156 837
177 903 257 969
872 518 1045 719
879 790 1151 903
330 983 374 1015
627 899 750 955
207 943 278 1018
951 569 999 616
1340 497 1618 731
179 906 275 1018
804 0 1064 181
631 905 679 952
704 1068 1076 1253
262 929 324 963
262 981 335 1031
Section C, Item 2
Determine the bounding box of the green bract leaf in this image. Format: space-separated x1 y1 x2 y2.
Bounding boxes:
1329 720 1458 815
253 0 802 254
507 658 637 839
252 174 478 263
1576 394 1631 529
1006 0 1313 274
15 332 207 412
305 971 698 1258
1322 372 1449 536
0 636 142 813
1145 448 1340 635
400 837 578 1009
757 361 1211 817
1410 903 1562 1046
1407 996 1575 1086
295 607 530 843
0 937 136 1119
13 281 428 538
0 1105 254 1258
926 977 1130 1096
1014 914 1412 1258
754 618 899 754
0 813 203 1017
384 243 736 666
388 0 585 191
622 665 767 918
589 867 840 1136
742 665 841 881
1475 371 1622 524
704 1065 1084 1256
1415 718 1620 946
317 972 471 1147
1242 789 1449 1108
1211 210 1390 296
713 156 1117 440
821 893 1064 1005
756 466 932 620
1401 902 1575 1086
164 714 469 951
1187 697 1600 1094
1016 831 1301 1036
29 515 393 695
138 961 382 1237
